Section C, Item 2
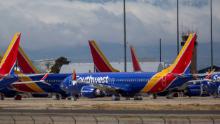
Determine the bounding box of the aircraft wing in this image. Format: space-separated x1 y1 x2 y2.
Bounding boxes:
11 81 51 86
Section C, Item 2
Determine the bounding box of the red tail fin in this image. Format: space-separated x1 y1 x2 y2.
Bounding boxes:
169 33 197 74
142 33 196 93
0 33 21 76
88 40 119 72
17 46 40 74
130 46 142 72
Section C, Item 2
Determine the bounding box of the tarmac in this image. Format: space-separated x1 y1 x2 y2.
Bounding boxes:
0 96 219 110
0 97 219 124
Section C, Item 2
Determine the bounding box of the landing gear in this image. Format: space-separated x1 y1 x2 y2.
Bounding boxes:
14 94 22 100
134 95 143 100
72 95 79 101
0 93 4 100
67 94 79 101
55 94 61 100
112 94 120 101
153 93 157 99
125 97 130 100
166 92 174 99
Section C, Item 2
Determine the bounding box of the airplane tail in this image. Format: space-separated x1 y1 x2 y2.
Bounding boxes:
130 46 142 72
0 33 21 76
142 33 196 93
17 46 40 74
88 40 119 72
168 33 196 75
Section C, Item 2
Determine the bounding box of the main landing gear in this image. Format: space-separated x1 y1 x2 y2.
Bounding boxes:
0 93 4 100
134 94 143 100
112 94 120 101
112 94 143 101
14 94 22 100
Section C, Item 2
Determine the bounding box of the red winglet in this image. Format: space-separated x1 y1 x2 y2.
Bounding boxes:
72 69 76 81
41 73 49 80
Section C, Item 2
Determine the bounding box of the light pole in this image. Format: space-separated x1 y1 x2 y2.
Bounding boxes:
159 38 162 62
177 0 179 55
123 0 127 72
210 0 213 70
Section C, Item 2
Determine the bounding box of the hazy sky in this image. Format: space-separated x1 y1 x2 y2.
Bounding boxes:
0 0 219 69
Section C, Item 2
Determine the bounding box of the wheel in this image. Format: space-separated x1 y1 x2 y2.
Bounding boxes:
0 93 4 100
112 94 120 101
14 95 22 100
55 94 61 100
153 94 157 99
125 97 130 100
134 95 143 100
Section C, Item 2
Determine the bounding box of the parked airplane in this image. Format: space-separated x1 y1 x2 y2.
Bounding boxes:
0 33 21 98
60 33 197 100
185 71 220 97
0 33 44 99
8 33 197 101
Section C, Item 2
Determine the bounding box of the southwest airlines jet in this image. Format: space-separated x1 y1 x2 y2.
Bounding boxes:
59 33 197 100
0 33 21 98
0 33 41 99
10 33 196 100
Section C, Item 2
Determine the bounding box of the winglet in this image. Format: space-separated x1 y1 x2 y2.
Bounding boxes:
130 46 142 72
40 73 49 81
72 69 76 81
88 40 119 72
0 32 21 76
205 69 215 79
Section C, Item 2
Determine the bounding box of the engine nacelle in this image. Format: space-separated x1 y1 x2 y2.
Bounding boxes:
185 84 202 96
81 86 105 98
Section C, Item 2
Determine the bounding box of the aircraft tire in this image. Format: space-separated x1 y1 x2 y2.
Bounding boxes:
112 94 120 101
0 93 4 100
134 95 143 100
14 95 22 100
153 94 157 99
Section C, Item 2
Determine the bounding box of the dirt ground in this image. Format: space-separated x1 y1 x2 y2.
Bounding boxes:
0 97 219 110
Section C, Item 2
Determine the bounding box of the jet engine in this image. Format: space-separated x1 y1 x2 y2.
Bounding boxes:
81 86 105 98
